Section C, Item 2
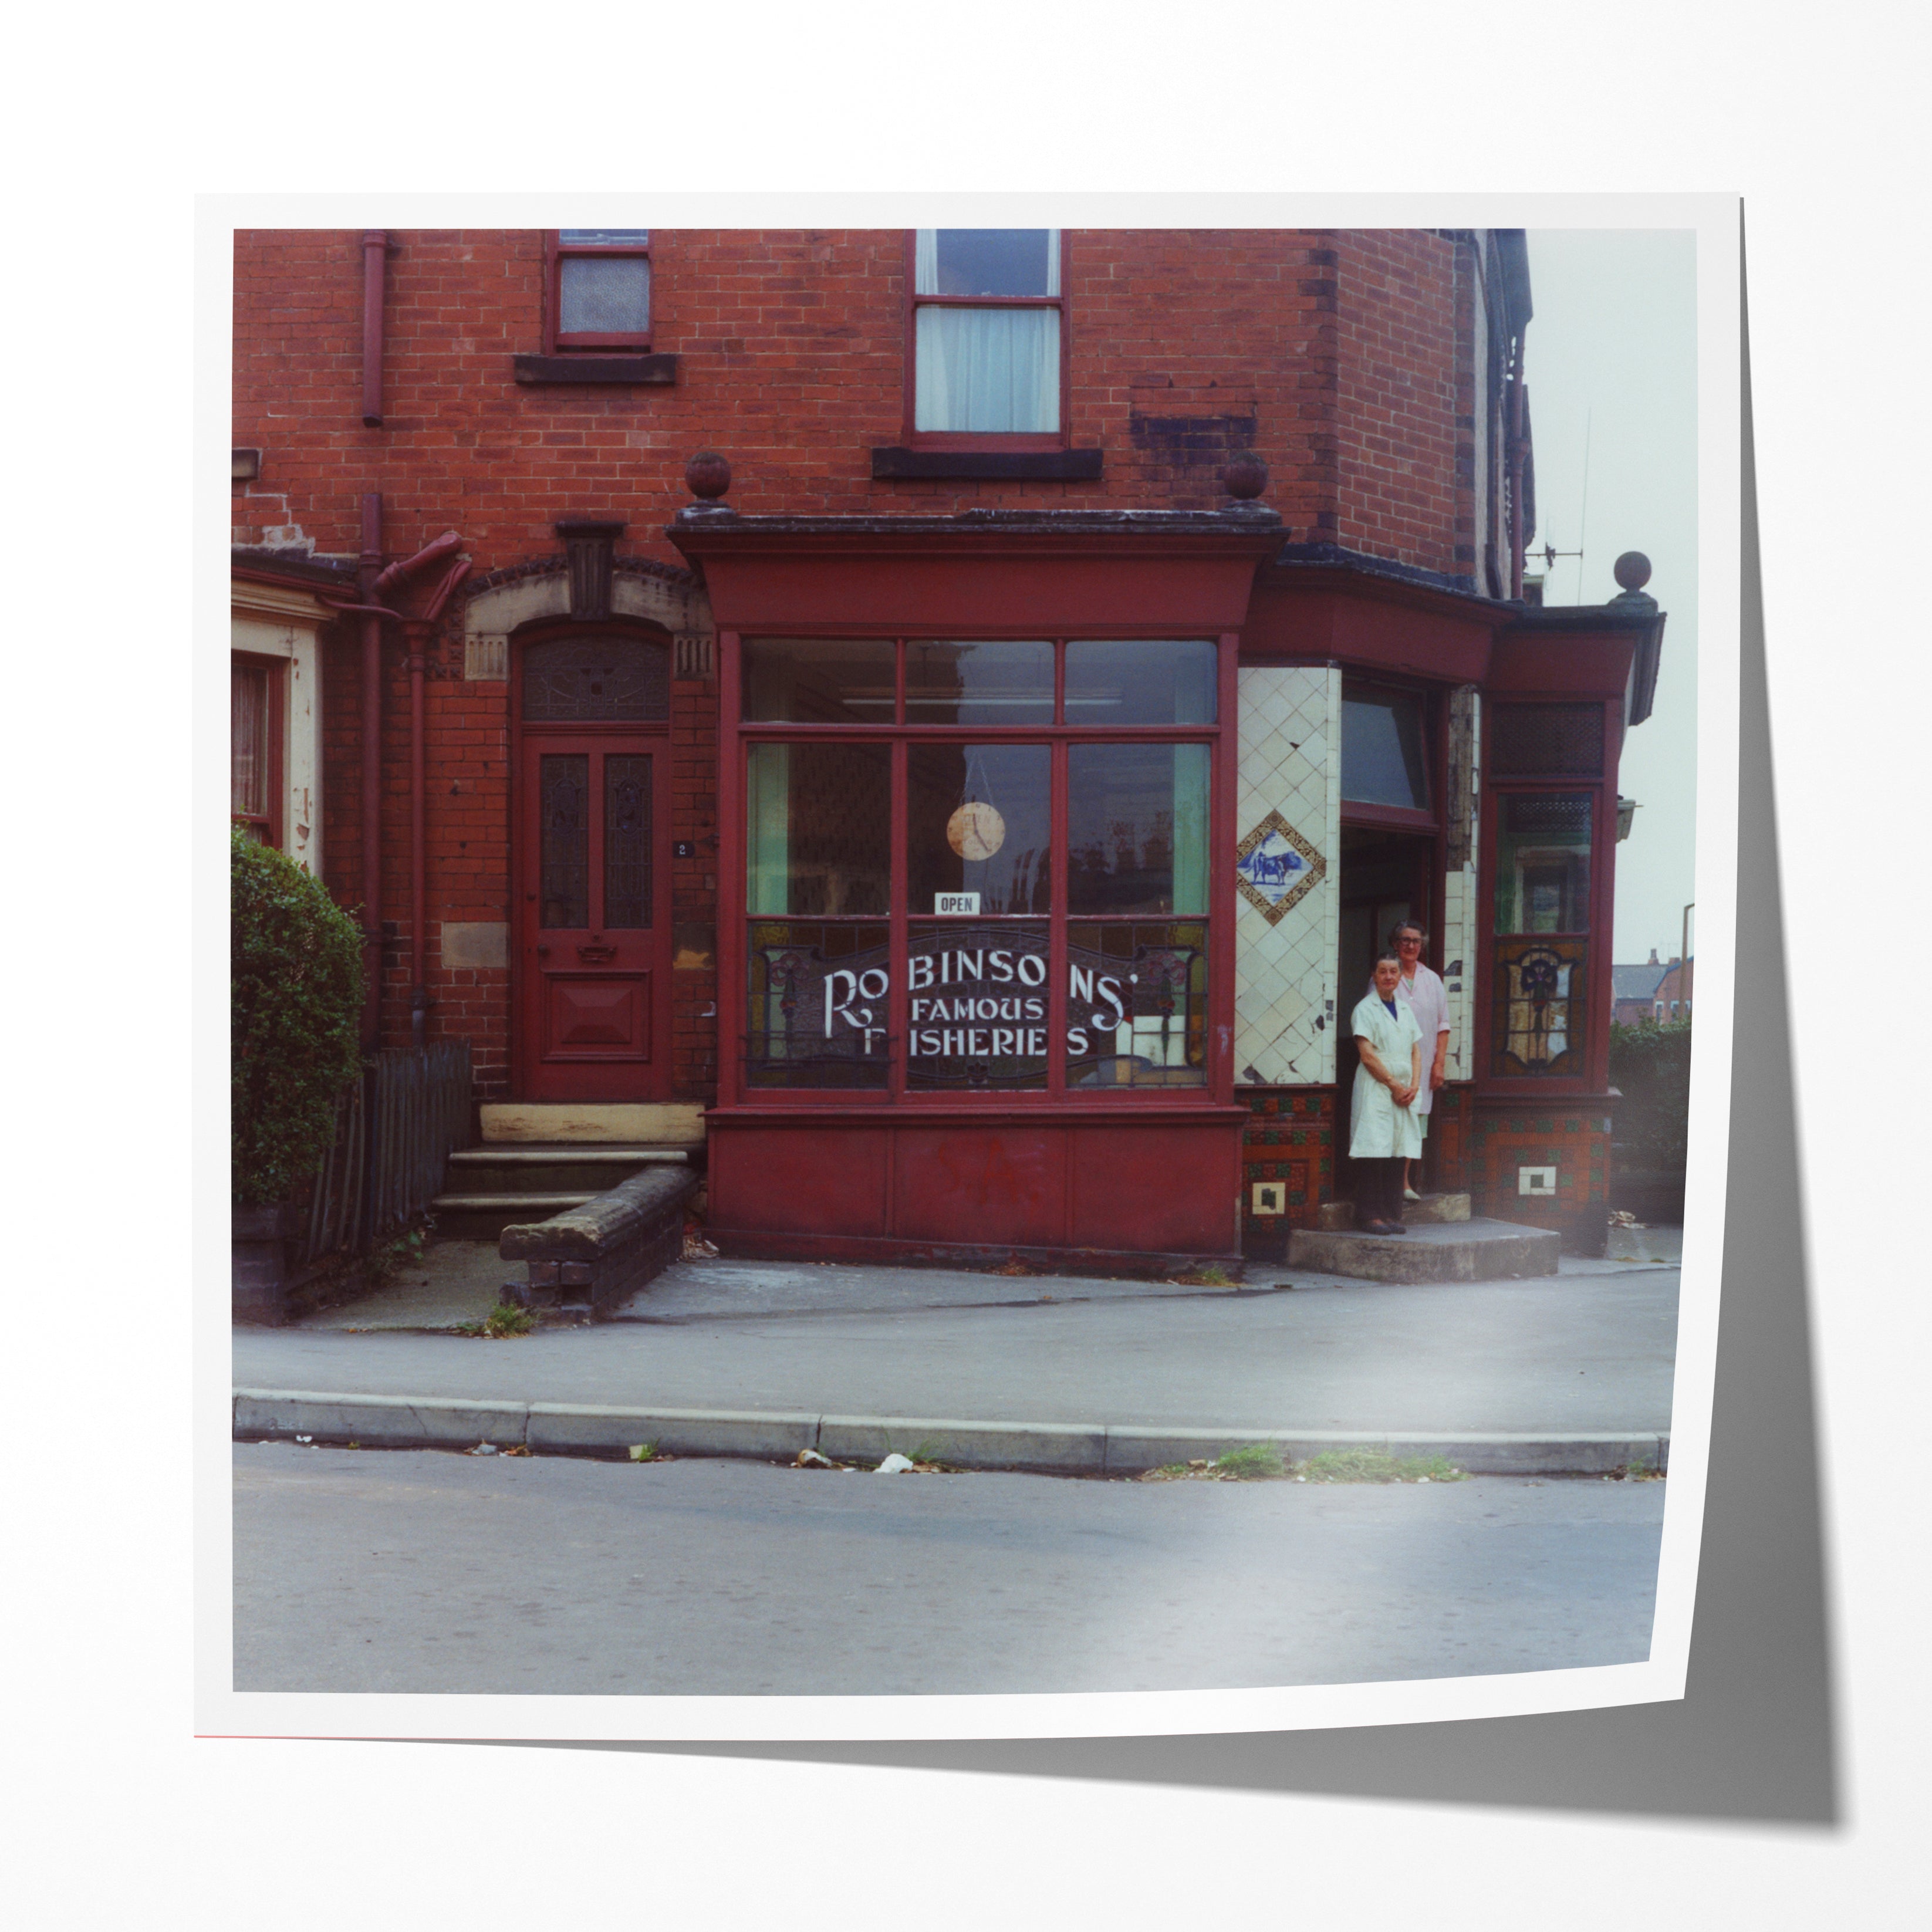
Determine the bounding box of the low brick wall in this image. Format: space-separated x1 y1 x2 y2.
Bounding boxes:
499 1166 699 1317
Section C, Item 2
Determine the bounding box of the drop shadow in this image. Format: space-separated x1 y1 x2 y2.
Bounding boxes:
460 214 1840 1826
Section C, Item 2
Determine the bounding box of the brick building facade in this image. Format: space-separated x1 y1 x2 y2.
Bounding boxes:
231 225 1665 1261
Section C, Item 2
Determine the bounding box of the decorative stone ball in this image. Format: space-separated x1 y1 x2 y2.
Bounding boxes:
685 449 732 501
1613 550 1652 592
1222 451 1269 501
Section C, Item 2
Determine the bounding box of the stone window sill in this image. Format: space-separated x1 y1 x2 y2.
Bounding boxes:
870 447 1103 481
513 353 680 386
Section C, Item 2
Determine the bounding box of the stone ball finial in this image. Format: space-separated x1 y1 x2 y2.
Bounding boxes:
1221 451 1268 502
1613 550 1652 592
685 448 731 501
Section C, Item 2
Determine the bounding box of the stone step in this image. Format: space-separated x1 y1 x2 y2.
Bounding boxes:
444 1145 690 1195
1286 1217 1560 1285
479 1102 706 1147
1316 1193 1470 1231
430 1191 600 1241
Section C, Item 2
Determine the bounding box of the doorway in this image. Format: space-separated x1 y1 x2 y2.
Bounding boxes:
512 631 675 1102
1335 827 1438 1200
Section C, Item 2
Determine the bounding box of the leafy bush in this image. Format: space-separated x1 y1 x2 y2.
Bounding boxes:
231 826 365 1205
1609 1018 1693 1173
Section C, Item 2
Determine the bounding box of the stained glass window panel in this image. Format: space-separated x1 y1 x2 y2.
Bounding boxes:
604 755 651 928
539 754 590 929
523 636 668 722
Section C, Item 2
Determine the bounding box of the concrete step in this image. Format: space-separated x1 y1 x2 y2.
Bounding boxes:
1316 1193 1470 1231
430 1191 600 1241
444 1145 690 1195
1287 1216 1560 1285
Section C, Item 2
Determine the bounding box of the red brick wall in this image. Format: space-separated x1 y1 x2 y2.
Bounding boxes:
239 227 1477 1103
1330 231 1462 576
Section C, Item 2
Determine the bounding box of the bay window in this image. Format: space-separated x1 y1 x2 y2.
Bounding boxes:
737 636 1222 1098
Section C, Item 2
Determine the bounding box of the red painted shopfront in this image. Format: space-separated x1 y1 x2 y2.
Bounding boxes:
671 506 1285 1269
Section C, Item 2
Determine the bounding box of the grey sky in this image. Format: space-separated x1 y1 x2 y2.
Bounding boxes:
1524 229 1699 967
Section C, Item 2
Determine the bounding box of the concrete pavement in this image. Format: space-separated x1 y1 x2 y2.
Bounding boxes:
234 1244 1680 1476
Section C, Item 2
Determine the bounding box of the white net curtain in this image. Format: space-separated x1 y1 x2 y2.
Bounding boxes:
913 229 1060 434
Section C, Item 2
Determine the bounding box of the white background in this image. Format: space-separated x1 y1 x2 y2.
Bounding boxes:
11 2 1925 1923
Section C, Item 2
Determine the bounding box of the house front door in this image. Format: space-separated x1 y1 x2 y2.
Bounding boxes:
514 731 673 1101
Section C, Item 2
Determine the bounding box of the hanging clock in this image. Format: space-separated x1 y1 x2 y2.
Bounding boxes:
947 800 1006 862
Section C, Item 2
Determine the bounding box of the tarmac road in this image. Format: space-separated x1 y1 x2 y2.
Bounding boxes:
232 1443 1665 1696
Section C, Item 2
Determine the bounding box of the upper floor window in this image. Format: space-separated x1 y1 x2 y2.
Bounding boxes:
545 230 651 352
231 656 282 846
910 229 1065 440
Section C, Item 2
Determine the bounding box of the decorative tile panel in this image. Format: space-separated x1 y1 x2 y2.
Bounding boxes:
1235 667 1340 1085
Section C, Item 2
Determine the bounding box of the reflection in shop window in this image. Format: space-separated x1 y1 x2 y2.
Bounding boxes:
904 640 1055 725
745 921 892 1089
745 742 891 916
907 742 1050 915
1066 921 1208 1088
1067 742 1210 916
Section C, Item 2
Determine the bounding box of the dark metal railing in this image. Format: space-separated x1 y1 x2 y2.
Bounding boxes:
296 1041 471 1266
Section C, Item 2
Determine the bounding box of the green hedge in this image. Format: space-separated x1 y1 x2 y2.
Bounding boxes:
1608 1018 1693 1173
231 827 366 1207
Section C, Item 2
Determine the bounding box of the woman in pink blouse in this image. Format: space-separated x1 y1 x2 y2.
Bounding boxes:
1390 920 1451 1202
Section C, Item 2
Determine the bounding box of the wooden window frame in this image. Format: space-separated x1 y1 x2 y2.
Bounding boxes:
231 651 285 849
543 230 653 354
1339 679 1440 836
902 230 1073 452
721 630 1235 1110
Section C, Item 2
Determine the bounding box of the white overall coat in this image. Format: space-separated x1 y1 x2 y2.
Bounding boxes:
1349 991 1424 1160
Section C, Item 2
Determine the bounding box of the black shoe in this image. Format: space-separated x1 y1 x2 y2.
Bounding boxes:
1386 1221 1408 1234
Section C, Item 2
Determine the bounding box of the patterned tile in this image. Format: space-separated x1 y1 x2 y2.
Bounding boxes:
1235 668 1336 1085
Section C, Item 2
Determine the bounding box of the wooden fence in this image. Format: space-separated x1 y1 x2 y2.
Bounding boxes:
297 1042 471 1266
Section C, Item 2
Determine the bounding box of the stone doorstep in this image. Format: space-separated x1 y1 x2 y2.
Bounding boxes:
1316 1193 1471 1231
1286 1217 1562 1285
480 1103 706 1146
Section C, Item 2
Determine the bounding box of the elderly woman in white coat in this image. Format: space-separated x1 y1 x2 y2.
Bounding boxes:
1350 950 1423 1236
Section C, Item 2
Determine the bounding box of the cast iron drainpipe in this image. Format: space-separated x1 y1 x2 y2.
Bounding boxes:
374 534 470 1049
330 526 469 1051
361 232 387 428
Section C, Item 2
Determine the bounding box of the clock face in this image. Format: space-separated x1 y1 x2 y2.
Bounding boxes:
946 801 1006 863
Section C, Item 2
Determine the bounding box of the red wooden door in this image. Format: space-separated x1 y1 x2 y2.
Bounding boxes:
515 732 673 1100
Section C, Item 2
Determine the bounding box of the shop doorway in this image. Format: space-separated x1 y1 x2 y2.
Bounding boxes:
1335 827 1438 1201
512 631 675 1102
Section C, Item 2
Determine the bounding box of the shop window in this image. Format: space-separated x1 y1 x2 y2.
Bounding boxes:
738 636 1220 1097
911 230 1065 439
1342 690 1430 810
1491 791 1593 1079
1494 793 1592 934
231 656 282 846
545 230 651 352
